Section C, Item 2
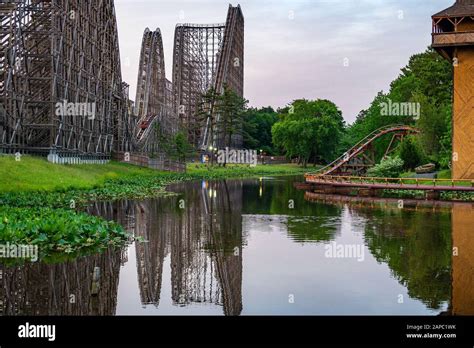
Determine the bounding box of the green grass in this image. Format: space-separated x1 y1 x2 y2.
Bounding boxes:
399 169 471 187
376 169 472 200
437 169 451 179
186 163 309 177
400 172 416 178
0 155 167 192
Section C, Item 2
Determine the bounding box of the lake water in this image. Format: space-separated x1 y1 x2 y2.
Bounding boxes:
2 176 474 316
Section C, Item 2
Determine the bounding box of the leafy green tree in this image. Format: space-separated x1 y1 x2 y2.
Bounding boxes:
272 99 344 166
195 86 248 150
150 123 173 158
399 136 424 170
281 98 345 128
215 85 248 147
439 106 453 169
390 48 452 108
196 87 221 149
174 131 193 162
412 93 447 159
243 107 279 154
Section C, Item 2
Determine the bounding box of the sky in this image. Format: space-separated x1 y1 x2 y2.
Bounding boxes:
115 0 454 124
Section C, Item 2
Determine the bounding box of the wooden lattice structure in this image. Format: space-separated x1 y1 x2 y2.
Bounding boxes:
134 28 176 155
168 181 243 315
172 5 244 149
0 0 132 157
433 0 474 179
0 247 123 315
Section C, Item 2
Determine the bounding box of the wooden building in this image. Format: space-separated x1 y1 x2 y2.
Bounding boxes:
433 0 474 179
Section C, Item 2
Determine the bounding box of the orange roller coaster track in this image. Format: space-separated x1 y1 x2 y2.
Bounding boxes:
303 125 474 197
314 124 420 177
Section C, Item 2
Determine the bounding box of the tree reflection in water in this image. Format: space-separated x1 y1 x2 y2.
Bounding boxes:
304 192 474 315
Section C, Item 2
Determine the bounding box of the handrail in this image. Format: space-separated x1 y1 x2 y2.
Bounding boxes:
306 174 474 188
310 125 419 176
432 30 474 35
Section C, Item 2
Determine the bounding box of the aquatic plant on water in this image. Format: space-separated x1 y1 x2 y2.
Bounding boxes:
0 207 131 263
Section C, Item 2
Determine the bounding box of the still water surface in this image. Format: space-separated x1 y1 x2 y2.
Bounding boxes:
3 176 474 315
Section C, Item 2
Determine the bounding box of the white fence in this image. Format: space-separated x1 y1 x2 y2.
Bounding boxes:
47 152 110 165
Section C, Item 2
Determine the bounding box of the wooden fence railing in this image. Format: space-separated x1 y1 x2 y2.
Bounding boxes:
305 174 474 189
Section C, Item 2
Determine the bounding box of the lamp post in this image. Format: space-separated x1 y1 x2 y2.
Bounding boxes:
208 146 214 166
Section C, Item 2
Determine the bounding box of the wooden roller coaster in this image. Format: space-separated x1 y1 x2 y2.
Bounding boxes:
315 125 420 177
0 1 244 160
304 125 474 198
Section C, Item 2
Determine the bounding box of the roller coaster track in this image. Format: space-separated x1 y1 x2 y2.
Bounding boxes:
173 5 244 149
131 5 244 153
133 28 174 154
202 4 245 150
313 125 420 176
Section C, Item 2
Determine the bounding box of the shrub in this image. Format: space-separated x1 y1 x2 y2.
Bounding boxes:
367 156 404 178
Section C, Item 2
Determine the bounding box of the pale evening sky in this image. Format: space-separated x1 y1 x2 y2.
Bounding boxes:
115 0 454 124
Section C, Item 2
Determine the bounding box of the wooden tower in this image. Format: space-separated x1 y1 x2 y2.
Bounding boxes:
433 0 474 179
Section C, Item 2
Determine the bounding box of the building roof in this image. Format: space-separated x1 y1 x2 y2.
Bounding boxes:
433 0 474 18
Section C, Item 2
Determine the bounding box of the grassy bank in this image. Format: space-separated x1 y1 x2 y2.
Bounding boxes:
0 155 308 193
0 155 165 192
0 157 309 209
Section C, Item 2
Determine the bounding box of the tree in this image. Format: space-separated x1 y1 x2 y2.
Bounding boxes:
243 107 279 154
281 98 345 128
438 106 453 169
197 85 248 150
271 99 344 167
215 85 248 148
174 131 193 162
150 122 172 158
399 136 424 170
196 87 220 149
